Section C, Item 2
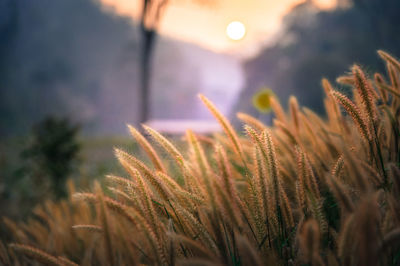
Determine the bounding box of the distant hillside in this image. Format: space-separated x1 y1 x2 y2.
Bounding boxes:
0 0 243 136
232 0 400 125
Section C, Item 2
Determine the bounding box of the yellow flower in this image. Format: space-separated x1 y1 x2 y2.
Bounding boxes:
252 88 275 113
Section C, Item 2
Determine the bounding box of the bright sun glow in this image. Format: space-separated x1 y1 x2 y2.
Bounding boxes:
226 21 246 41
313 0 337 10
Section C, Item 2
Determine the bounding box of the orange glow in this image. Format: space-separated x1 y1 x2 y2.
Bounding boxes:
100 0 336 54
313 0 337 10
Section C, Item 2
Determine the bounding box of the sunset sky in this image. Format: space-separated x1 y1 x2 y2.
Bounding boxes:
100 0 336 56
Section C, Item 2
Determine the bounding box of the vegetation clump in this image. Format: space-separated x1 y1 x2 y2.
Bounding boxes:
21 117 81 198
2 51 400 265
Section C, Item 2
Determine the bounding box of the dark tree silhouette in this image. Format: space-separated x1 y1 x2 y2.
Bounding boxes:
138 0 213 124
21 116 80 198
139 0 169 124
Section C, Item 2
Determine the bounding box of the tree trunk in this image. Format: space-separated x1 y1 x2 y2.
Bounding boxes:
139 24 156 124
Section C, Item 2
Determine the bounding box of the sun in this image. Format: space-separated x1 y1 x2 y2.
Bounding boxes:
226 21 246 41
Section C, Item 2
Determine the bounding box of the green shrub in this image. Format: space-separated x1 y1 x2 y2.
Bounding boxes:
21 116 80 198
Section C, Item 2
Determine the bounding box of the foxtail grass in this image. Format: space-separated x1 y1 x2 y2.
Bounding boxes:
4 51 400 266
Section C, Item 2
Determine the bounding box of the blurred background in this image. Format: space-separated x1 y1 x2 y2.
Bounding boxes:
1 0 400 218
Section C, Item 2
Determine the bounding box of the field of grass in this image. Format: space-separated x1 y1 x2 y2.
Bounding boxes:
78 136 139 183
0 136 139 219
1 51 400 265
